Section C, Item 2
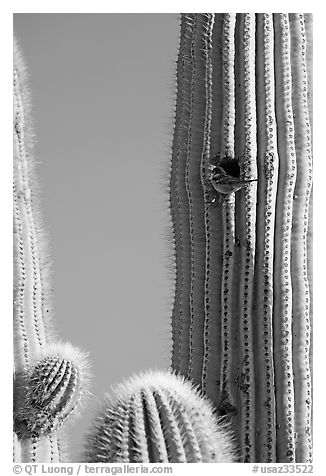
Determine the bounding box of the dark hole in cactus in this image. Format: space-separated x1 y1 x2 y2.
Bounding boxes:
218 158 241 178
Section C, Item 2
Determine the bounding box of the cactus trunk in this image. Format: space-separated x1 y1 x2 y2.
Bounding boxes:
169 13 313 463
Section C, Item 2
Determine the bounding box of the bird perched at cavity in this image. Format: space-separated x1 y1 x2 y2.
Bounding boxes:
208 156 257 194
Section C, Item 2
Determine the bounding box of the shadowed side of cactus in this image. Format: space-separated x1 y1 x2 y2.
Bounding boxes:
13 37 90 462
83 370 236 463
169 13 312 463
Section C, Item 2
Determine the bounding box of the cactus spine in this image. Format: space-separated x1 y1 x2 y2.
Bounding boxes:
84 370 236 463
169 13 313 463
13 38 89 462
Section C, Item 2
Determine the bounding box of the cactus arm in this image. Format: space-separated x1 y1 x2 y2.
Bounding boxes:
13 39 90 463
254 13 279 463
186 14 212 385
273 13 297 463
218 13 237 418
169 14 194 374
201 15 224 403
289 13 313 462
13 38 62 463
13 44 49 372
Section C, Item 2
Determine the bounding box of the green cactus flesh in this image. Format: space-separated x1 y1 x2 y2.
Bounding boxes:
84 370 236 463
169 13 312 463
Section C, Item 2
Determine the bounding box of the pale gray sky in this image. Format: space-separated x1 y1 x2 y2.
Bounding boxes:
14 13 179 460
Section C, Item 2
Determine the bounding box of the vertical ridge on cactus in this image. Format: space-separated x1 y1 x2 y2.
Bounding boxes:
151 389 187 462
254 13 278 463
273 13 297 462
233 13 257 462
169 13 313 463
170 15 186 373
83 370 236 463
288 13 313 463
215 14 238 427
303 17 313 448
201 14 224 404
186 14 213 387
169 14 194 375
141 388 170 462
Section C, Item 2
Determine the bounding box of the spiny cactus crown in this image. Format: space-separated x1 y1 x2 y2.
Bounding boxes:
84 369 237 463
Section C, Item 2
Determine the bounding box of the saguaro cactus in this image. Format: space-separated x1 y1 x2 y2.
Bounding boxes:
169 13 313 463
84 370 236 463
13 38 90 462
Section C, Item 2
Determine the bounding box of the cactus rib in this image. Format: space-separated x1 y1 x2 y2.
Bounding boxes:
170 14 195 374
233 13 257 462
218 13 237 419
289 13 313 462
273 13 297 462
254 13 279 463
186 14 212 385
